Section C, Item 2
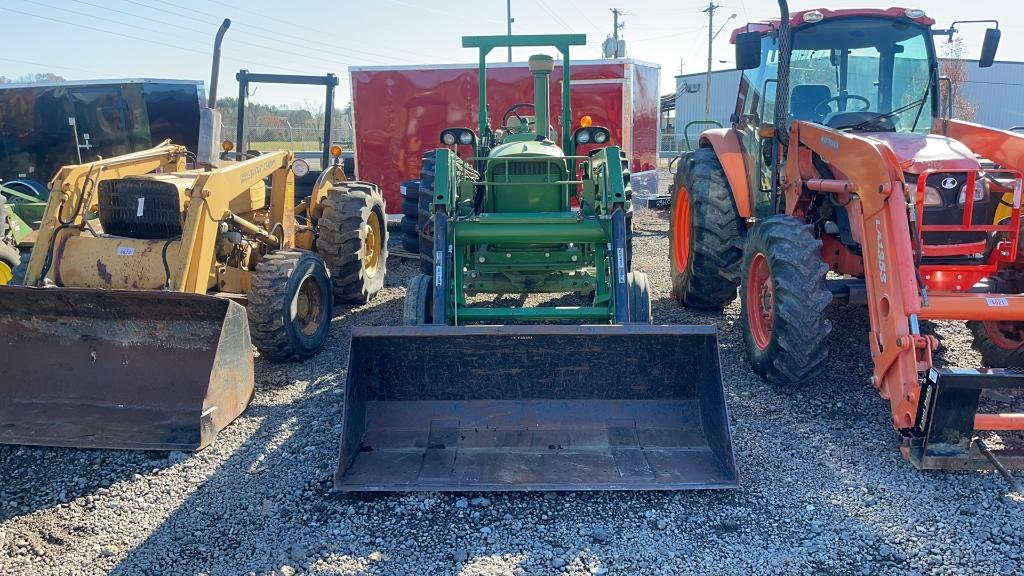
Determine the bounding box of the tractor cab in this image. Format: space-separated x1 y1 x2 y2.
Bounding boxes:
731 7 1004 248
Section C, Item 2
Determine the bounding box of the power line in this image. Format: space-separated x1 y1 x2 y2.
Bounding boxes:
114 0 453 65
0 57 114 77
0 5 303 77
30 0 356 68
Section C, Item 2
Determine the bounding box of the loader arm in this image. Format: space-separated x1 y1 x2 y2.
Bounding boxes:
174 150 294 294
783 120 931 431
25 142 188 287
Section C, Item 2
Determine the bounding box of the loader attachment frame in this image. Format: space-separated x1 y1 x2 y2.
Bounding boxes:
781 119 1024 469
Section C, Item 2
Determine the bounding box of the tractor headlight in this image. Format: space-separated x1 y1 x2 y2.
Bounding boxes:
923 185 944 207
959 179 989 205
291 159 310 178
576 130 591 144
904 8 926 19
440 128 476 146
593 130 608 144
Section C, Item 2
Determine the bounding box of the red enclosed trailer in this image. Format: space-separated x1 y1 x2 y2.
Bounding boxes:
350 59 661 213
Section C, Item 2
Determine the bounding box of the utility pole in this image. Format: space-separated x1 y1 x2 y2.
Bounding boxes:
507 0 513 62
610 8 625 58
701 4 736 119
702 3 718 119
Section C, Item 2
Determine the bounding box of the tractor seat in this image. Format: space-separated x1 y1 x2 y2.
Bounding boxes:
790 84 832 124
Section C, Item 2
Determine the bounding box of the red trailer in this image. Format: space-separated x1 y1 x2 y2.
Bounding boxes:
350 59 661 213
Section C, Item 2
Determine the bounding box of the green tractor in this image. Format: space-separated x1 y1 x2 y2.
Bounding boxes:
334 35 736 492
0 181 48 284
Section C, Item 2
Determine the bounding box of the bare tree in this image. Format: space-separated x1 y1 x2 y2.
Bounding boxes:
940 38 976 121
0 72 66 84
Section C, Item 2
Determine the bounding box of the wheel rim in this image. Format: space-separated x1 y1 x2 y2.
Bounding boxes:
672 185 691 272
363 210 382 277
747 252 774 350
293 274 325 337
0 261 12 285
982 321 1024 351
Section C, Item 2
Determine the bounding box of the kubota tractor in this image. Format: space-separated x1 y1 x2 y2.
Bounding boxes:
670 2 1024 472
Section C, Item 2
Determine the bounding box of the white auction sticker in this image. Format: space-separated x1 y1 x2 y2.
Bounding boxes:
986 297 1009 307
117 247 135 256
136 197 145 217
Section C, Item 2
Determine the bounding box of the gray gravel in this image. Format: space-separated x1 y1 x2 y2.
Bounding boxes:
2 167 1023 575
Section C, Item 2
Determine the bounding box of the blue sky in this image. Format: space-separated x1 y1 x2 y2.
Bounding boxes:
1 0 1018 107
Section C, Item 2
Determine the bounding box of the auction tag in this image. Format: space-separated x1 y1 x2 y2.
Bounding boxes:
986 297 1009 307
136 197 145 217
118 247 135 256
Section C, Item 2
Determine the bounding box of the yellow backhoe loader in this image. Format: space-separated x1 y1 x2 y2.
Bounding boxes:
0 141 387 451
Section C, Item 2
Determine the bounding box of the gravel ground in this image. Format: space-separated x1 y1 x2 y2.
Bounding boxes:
2 167 1023 576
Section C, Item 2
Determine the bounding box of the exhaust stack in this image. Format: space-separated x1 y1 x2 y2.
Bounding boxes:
528 54 554 138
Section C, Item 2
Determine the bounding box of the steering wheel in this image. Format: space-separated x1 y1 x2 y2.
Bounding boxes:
501 103 535 133
814 94 870 118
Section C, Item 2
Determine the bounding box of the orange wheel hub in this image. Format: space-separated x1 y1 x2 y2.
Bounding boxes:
982 321 1024 351
747 252 774 350
672 185 691 272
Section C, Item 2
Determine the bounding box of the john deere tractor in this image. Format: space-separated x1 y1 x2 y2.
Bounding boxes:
333 35 736 493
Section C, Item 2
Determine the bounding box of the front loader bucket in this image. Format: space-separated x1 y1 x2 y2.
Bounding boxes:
334 325 737 491
0 286 254 451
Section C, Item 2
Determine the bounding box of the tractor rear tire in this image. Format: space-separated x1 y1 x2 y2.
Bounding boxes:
968 321 1024 367
249 249 333 362
418 151 436 276
403 273 433 326
669 147 744 309
400 216 418 237
740 216 832 383
627 271 652 324
317 181 388 304
401 230 420 253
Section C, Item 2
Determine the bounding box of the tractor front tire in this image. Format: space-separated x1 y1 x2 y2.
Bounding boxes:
249 249 333 362
740 216 832 383
669 147 744 309
403 273 434 326
317 181 388 304
627 271 652 324
968 321 1024 367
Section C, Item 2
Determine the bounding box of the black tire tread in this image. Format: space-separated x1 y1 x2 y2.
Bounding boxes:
317 181 388 304
740 216 832 383
628 271 652 324
248 249 326 362
968 321 1024 367
670 147 744 309
403 274 432 326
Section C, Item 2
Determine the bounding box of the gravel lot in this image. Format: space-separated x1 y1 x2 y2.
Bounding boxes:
2 168 1022 576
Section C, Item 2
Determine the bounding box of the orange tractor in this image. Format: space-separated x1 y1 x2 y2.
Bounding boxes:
671 3 1024 473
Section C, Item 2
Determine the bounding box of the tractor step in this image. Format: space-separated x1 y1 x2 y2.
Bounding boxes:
334 325 737 491
905 367 1024 470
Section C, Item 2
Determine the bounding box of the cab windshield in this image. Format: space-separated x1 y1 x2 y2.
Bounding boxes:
747 16 937 133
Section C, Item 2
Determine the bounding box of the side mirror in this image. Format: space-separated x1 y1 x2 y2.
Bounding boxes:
735 32 762 71
980 28 1000 68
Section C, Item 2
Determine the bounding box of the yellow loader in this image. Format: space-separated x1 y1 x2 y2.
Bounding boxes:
0 141 387 450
